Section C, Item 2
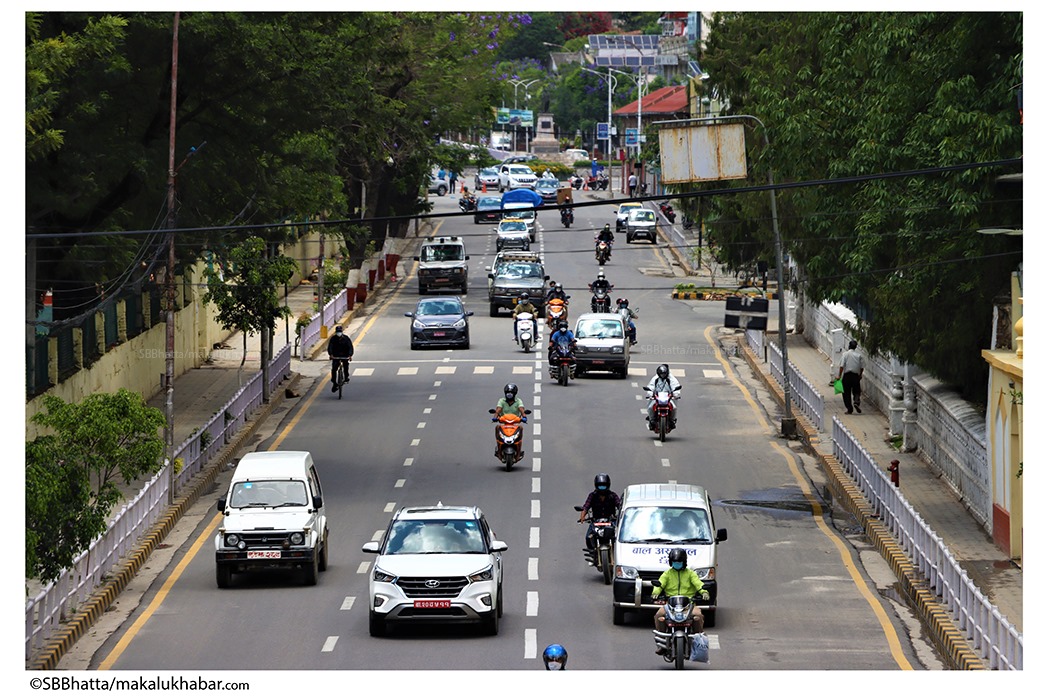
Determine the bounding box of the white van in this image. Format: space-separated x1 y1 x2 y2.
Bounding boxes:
501 201 537 241
611 482 727 625
214 451 329 588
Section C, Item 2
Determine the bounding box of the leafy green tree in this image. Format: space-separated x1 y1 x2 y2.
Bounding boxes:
697 12 1022 400
26 389 165 583
202 236 297 401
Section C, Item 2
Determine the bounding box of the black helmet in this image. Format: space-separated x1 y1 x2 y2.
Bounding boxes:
594 473 611 490
335 325 344 334
503 383 518 401
602 223 611 231
618 298 629 307
555 284 564 293
657 364 669 379
542 643 567 670
668 548 688 566
558 320 569 331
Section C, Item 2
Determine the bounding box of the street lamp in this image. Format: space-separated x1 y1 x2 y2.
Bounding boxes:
580 65 618 200
614 37 648 161
508 78 540 153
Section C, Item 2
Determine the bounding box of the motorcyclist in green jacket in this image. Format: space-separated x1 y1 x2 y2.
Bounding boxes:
652 548 708 644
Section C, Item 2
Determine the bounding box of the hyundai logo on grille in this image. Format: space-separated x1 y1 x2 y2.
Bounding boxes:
425 579 441 588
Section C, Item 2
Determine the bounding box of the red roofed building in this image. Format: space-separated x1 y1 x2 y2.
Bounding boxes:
612 84 690 145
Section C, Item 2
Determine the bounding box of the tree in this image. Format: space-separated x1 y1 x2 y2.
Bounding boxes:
202 236 297 401
26 389 165 583
699 12 1022 400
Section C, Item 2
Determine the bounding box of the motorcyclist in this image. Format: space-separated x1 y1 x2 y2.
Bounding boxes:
493 383 528 458
512 293 539 342
547 320 576 370
616 297 638 345
560 204 574 225
645 364 682 428
326 325 354 392
542 643 567 670
578 473 621 552
546 284 570 325
589 269 614 311
544 280 560 304
652 548 708 646
459 188 477 211
595 223 614 258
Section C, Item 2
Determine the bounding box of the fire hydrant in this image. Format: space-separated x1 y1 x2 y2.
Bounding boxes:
888 459 900 487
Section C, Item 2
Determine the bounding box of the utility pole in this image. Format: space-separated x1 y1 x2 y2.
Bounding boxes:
164 12 180 504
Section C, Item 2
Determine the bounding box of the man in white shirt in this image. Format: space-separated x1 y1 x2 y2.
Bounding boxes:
837 340 864 414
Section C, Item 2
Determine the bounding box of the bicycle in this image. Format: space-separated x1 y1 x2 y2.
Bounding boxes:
330 357 351 400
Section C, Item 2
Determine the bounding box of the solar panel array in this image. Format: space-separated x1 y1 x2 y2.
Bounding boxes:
589 34 660 69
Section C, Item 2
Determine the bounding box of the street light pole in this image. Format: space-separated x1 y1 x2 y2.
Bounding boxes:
581 66 618 199
508 78 540 153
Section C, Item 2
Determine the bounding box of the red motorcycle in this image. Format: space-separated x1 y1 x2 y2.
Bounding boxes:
646 389 679 442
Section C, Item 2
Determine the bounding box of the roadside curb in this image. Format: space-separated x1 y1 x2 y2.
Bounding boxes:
737 338 985 670
27 373 301 671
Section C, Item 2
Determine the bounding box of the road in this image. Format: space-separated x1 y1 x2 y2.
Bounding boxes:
81 192 941 682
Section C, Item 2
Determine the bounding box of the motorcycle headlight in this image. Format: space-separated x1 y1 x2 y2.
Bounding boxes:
614 565 639 579
452 318 467 329
468 566 494 583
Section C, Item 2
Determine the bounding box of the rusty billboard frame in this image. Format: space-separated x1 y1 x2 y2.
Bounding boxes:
654 119 748 184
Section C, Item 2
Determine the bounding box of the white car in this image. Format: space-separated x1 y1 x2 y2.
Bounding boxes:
614 201 644 232
495 218 531 252
498 164 537 192
625 207 658 243
362 504 507 636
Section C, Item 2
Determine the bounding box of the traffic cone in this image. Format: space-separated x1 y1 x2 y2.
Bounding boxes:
461 182 466 193
482 183 487 193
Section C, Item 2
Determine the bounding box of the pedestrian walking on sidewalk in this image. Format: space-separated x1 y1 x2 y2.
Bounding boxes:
628 172 638 198
837 339 864 414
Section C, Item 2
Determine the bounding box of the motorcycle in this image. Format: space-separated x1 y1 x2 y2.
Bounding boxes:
591 288 611 313
574 506 616 584
586 174 609 191
549 337 576 386
459 194 477 212
569 174 584 190
515 312 536 353
488 408 531 471
659 201 676 223
595 240 611 264
546 298 568 327
653 595 707 670
646 389 680 442
560 208 574 228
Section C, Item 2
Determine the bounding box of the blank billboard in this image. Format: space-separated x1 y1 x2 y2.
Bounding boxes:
657 123 747 184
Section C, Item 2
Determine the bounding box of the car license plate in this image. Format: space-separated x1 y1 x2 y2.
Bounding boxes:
247 550 281 559
414 600 451 608
435 277 449 283
433 331 446 337
592 359 605 364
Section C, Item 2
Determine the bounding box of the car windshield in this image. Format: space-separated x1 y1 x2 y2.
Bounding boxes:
630 210 655 221
618 506 712 544
499 221 528 232
509 166 533 175
383 519 487 554
619 205 641 215
536 179 558 188
495 262 542 279
229 480 309 508
478 197 501 208
576 319 624 339
505 209 535 220
417 300 462 316
420 245 463 262
481 168 498 177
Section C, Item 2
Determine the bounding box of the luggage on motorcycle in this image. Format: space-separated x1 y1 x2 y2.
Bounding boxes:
689 632 710 663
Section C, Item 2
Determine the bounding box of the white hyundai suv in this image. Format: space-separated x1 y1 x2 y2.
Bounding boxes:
362 504 507 636
498 164 537 192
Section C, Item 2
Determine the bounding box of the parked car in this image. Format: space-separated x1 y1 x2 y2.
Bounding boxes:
475 167 500 191
625 207 658 243
573 312 630 378
563 148 590 162
495 218 531 252
405 296 472 349
362 504 507 636
614 202 643 232
474 195 503 224
534 177 560 204
502 154 538 165
498 164 538 192
428 173 449 196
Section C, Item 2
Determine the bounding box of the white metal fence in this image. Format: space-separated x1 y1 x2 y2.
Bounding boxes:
767 337 826 432
25 343 292 661
832 418 1022 670
299 289 348 360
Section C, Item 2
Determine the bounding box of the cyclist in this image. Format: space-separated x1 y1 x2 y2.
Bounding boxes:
326 325 354 392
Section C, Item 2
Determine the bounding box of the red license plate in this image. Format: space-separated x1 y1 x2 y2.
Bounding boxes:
433 331 446 337
414 600 451 608
435 278 449 283
592 360 605 364
247 550 281 559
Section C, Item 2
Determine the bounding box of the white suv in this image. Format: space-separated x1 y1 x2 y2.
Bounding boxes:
498 164 537 192
362 504 507 636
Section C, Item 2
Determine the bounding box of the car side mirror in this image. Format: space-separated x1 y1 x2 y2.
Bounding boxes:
216 498 226 512
404 312 413 317
488 273 494 279
313 495 323 509
362 542 380 554
490 540 509 553
464 255 470 260
716 528 728 543
466 311 474 317
413 256 420 261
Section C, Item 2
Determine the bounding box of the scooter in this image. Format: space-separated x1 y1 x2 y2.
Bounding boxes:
549 338 576 386
574 506 616 584
591 288 611 313
546 298 568 327
459 194 477 212
560 208 574 228
595 240 611 264
646 389 679 442
569 174 584 190
659 201 676 223
516 312 536 353
488 408 531 471
653 595 707 670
